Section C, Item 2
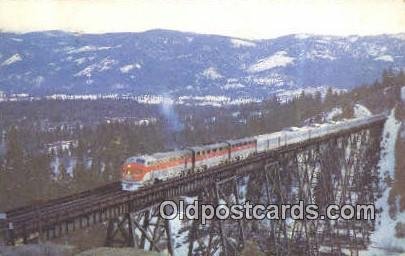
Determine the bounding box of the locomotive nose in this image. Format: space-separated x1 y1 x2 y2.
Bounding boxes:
121 162 143 191
122 163 144 181
122 165 133 179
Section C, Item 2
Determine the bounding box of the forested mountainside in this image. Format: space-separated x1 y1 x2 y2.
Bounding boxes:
0 30 404 97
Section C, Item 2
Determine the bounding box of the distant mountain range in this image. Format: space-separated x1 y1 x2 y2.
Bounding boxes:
0 29 404 97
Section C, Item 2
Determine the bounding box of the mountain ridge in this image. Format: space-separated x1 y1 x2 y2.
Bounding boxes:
0 29 404 97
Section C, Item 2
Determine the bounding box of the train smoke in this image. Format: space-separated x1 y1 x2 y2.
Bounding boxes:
160 95 184 148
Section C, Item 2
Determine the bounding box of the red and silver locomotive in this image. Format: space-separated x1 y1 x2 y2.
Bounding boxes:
121 137 256 191
121 115 385 191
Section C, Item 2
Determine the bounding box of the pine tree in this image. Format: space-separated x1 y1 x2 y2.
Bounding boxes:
25 153 53 201
57 162 72 195
2 126 26 209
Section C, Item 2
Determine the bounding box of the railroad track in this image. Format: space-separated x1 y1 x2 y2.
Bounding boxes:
7 183 123 221
6 181 122 217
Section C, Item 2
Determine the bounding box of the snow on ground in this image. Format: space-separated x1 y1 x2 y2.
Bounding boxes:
221 83 245 90
275 86 346 103
50 157 61 176
325 107 343 121
390 34 405 41
136 95 174 104
295 34 311 40
34 76 45 87
238 177 249 204
248 51 294 73
170 209 189 255
119 63 141 73
10 38 23 42
1 53 22 66
348 36 359 42
73 57 87 65
306 49 336 60
354 104 372 117
360 109 403 256
251 73 288 87
202 67 223 80
170 196 197 255
66 45 116 54
50 157 77 177
230 38 256 48
74 57 118 77
374 55 394 62
228 97 261 105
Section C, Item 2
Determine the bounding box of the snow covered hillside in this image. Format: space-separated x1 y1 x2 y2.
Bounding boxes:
361 109 404 255
0 30 404 97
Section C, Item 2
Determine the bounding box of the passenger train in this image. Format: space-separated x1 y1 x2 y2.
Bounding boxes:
121 114 384 191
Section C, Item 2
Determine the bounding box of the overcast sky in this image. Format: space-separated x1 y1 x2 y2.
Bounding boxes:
0 0 404 39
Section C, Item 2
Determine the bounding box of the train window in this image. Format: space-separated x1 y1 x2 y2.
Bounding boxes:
136 159 145 164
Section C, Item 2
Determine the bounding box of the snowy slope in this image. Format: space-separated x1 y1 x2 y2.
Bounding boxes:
0 30 404 97
360 109 403 256
354 104 372 117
